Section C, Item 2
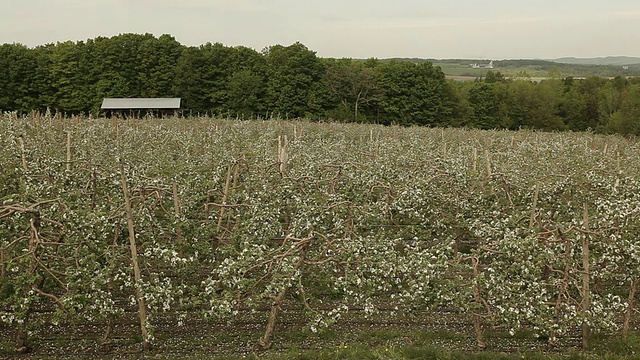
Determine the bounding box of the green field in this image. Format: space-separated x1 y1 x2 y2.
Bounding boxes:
2 114 640 359
400 59 640 79
438 62 534 78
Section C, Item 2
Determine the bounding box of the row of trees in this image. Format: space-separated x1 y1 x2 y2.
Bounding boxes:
1 33 640 134
2 117 640 354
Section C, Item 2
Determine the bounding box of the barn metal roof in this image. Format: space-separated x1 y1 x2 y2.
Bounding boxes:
101 98 181 110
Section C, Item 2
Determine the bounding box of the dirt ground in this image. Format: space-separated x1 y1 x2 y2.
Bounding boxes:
0 305 585 359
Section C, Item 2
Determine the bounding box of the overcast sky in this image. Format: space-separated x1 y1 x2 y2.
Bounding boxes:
2 0 639 59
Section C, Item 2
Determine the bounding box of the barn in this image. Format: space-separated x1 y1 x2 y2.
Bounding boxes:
100 98 181 118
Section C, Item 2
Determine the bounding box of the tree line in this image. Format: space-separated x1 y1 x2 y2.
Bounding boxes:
1 33 639 134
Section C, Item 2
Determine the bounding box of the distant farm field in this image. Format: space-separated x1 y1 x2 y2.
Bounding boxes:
433 59 638 80
436 62 549 78
2 114 640 359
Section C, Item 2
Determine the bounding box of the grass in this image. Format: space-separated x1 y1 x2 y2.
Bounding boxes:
1 306 638 359
215 343 640 360
5 319 640 359
211 329 640 360
170 329 640 360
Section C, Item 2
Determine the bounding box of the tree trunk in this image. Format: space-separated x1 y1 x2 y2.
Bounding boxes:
15 321 29 353
172 181 183 255
16 213 40 353
622 277 637 340
581 203 590 350
259 247 307 350
120 163 151 352
472 257 486 349
259 286 288 350
101 318 114 351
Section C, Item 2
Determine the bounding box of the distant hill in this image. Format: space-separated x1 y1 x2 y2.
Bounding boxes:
375 57 640 78
550 56 640 66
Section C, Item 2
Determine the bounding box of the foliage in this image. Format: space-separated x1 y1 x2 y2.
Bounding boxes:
323 58 382 123
264 42 328 119
376 61 453 126
2 34 640 134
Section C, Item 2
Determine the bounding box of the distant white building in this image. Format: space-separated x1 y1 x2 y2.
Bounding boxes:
470 61 494 69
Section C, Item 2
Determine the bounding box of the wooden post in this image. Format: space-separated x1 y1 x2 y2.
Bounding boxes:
623 278 637 339
472 147 478 173
66 131 72 171
217 164 234 235
18 136 28 171
112 117 120 141
172 182 183 252
550 226 572 349
614 153 622 192
204 191 211 226
90 167 97 210
484 150 492 179
58 112 64 131
227 164 240 230
582 203 590 350
278 135 288 174
529 183 540 229
119 163 150 351
472 257 486 349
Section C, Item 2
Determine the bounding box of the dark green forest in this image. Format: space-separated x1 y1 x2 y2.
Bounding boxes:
1 33 640 134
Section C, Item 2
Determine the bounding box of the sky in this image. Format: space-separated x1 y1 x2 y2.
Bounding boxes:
1 0 639 59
